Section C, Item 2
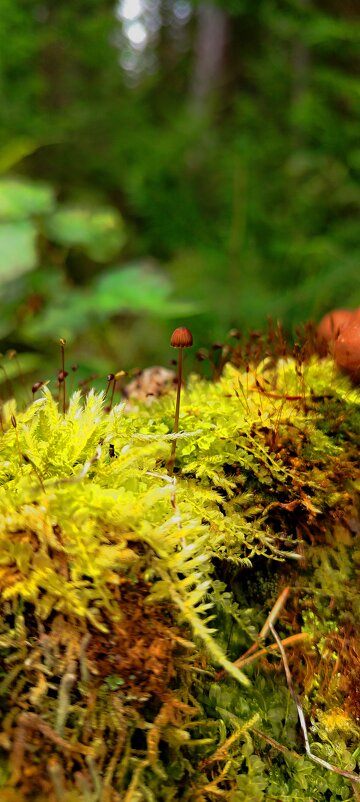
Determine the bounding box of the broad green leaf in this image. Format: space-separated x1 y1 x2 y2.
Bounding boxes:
0 179 55 220
0 353 42 386
94 264 171 313
21 292 91 341
0 139 40 174
0 221 37 280
94 264 198 317
45 206 125 261
22 263 198 342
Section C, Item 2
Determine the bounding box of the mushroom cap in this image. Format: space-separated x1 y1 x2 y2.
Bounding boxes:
316 309 354 356
170 327 193 348
334 321 360 381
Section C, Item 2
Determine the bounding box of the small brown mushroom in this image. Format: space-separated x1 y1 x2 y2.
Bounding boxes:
170 327 193 349
167 327 193 475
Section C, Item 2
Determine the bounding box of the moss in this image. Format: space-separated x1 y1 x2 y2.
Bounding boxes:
0 356 359 800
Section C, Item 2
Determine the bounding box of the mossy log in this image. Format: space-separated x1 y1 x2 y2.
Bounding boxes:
0 356 359 801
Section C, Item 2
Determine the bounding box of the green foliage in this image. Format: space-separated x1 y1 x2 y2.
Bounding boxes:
0 220 38 279
0 178 54 219
0 0 359 794
0 1 359 364
0 174 196 376
44 206 125 262
0 356 359 800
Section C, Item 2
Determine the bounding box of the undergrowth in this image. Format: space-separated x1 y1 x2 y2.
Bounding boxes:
0 354 359 801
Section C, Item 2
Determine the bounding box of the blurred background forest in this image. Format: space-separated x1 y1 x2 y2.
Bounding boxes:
0 0 359 385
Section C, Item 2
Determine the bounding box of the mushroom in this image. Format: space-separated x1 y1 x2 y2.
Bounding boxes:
334 321 360 382
316 309 354 356
167 327 193 475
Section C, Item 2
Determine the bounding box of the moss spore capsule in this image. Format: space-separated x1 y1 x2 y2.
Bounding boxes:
58 370 69 382
228 328 241 339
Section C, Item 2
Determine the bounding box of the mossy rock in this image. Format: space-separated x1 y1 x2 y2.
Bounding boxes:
0 357 359 801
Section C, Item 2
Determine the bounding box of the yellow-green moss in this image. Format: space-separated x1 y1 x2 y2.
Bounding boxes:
0 357 359 800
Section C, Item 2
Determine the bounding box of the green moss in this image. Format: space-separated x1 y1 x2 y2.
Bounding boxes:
0 356 359 800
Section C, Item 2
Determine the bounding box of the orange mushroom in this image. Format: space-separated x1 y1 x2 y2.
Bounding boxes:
316 309 354 356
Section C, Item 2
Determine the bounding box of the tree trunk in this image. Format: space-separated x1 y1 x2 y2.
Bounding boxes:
189 2 228 113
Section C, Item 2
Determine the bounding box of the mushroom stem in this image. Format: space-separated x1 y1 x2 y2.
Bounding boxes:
167 327 193 476
174 348 183 435
168 349 183 476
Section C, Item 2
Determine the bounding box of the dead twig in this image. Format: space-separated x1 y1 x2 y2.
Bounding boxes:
270 623 360 785
217 587 296 680
10 712 94 786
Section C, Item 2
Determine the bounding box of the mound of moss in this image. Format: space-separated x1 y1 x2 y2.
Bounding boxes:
0 356 359 801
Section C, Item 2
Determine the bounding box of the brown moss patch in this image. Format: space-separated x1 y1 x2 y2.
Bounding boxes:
87 577 182 700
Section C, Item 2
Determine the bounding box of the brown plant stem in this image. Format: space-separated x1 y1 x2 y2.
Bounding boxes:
251 726 301 758
215 632 308 681
59 339 68 414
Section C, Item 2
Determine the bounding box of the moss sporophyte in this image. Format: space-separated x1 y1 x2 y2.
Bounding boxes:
0 341 359 801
